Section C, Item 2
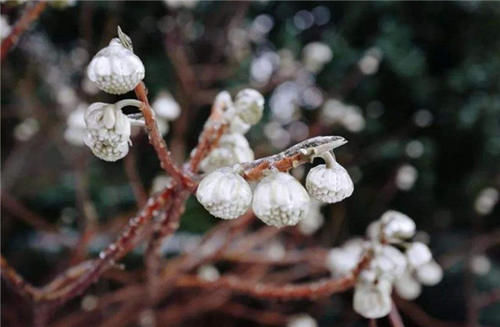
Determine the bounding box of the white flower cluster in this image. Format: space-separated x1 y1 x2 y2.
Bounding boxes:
197 138 354 227
326 210 442 319
83 28 148 161
199 89 263 172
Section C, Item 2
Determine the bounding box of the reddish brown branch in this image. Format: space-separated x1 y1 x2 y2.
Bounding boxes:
1 192 56 231
389 301 405 327
176 255 370 300
134 82 194 189
1 1 48 61
124 150 148 207
0 255 41 301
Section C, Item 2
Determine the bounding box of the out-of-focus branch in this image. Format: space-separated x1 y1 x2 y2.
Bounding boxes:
175 254 370 300
394 296 464 327
1 1 48 61
124 150 148 207
0 255 41 301
1 192 56 231
389 302 405 327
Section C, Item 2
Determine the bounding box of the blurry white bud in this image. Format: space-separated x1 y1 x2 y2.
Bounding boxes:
266 240 286 260
252 172 310 227
298 200 324 235
0 15 11 40
234 88 264 125
380 210 416 240
81 295 99 311
395 272 421 300
200 133 254 172
87 38 145 94
474 187 498 215
64 105 87 146
470 255 491 276
196 168 252 219
302 42 332 73
156 118 169 136
396 164 418 191
353 278 392 319
358 47 383 75
151 175 173 194
230 116 251 134
326 238 365 277
14 118 39 141
320 99 345 125
152 91 181 121
366 220 381 240
342 106 365 132
373 245 407 280
406 242 432 267
306 156 354 203
416 260 443 286
164 0 198 9
84 101 134 161
197 264 220 282
287 314 318 327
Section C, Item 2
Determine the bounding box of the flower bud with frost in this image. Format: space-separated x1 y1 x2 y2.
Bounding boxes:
305 152 354 203
196 168 252 219
234 88 264 125
87 37 145 95
252 172 310 227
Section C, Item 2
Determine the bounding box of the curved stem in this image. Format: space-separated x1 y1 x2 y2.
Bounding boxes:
320 151 337 169
115 99 143 111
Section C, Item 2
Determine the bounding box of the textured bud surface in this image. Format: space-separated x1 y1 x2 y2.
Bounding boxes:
306 163 354 203
196 168 252 219
234 88 264 125
200 133 254 172
252 172 310 227
84 102 131 161
87 39 145 94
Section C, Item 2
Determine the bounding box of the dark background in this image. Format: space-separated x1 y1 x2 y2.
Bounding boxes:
1 1 499 326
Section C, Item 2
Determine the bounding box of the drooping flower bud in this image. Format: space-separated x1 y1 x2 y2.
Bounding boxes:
84 102 132 161
415 260 443 286
380 210 416 240
87 38 145 94
353 278 392 319
252 172 310 227
196 168 252 219
234 88 264 125
406 242 432 268
306 160 354 203
394 271 422 300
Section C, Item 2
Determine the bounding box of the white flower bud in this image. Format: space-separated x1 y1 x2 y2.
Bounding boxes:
302 42 333 73
87 38 145 94
196 168 252 219
298 200 324 235
84 102 132 161
406 242 432 267
1 15 11 41
395 271 422 300
200 133 254 172
373 245 407 280
380 210 416 240
64 104 87 146
366 220 381 240
416 260 443 286
252 172 310 227
152 91 181 121
305 162 354 203
230 116 252 134
353 278 392 319
234 88 264 125
326 244 362 277
197 264 220 282
287 314 318 327
151 175 173 194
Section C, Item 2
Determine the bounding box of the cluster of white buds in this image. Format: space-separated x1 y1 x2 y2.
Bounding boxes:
83 100 143 161
84 28 149 162
200 89 262 172
326 210 442 319
152 91 181 135
197 133 354 228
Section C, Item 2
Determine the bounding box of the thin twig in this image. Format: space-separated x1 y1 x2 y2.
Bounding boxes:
389 301 405 327
1 1 48 61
